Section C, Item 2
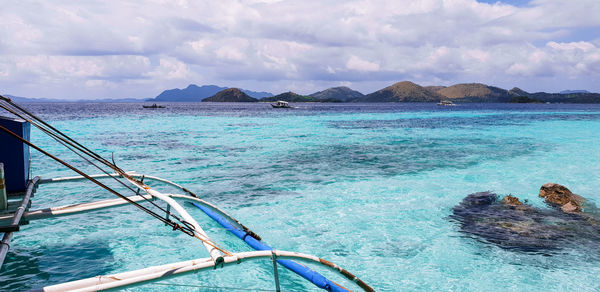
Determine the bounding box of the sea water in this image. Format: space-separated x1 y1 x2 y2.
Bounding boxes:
1 102 599 291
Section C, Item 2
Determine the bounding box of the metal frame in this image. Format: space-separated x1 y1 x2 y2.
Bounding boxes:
0 176 39 266
35 250 351 292
0 172 374 292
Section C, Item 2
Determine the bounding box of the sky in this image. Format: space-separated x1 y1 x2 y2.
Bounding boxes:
1 0 599 100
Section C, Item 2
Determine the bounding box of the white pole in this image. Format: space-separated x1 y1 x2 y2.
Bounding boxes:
34 250 365 292
272 250 281 292
143 187 224 260
34 172 225 261
31 173 253 237
38 171 136 184
167 193 249 232
121 175 224 261
0 194 154 224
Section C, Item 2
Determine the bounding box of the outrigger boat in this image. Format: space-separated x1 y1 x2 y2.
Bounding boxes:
271 100 292 108
0 95 373 292
436 100 456 106
142 103 165 109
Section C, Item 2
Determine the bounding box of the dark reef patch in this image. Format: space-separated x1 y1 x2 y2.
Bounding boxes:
0 239 117 291
329 113 600 130
184 137 547 205
451 192 600 253
276 137 545 179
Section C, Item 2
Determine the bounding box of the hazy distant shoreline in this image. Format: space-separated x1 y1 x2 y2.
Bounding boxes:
5 81 600 104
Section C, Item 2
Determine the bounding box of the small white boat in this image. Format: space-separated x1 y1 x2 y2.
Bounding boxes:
271 100 291 108
437 100 456 106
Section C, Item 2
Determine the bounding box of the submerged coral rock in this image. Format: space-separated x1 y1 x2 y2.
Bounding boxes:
451 192 600 252
539 183 586 213
451 192 560 251
561 202 579 213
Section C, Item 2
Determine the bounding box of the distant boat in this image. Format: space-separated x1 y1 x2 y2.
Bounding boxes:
437 100 456 106
143 104 165 109
271 100 292 108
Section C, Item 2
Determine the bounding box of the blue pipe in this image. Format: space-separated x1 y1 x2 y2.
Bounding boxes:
191 203 349 292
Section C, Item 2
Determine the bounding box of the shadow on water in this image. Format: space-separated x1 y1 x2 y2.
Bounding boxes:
0 239 117 290
329 113 600 130
450 192 600 258
275 137 546 179
191 136 547 208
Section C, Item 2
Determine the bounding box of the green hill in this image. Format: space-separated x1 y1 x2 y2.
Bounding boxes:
260 91 340 102
202 88 258 102
309 86 364 102
358 81 444 102
435 83 515 102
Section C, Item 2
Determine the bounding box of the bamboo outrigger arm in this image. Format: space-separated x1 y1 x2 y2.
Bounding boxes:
128 180 225 261
36 172 255 236
32 250 363 292
0 174 251 235
2 173 374 291
0 98 374 291
0 193 153 225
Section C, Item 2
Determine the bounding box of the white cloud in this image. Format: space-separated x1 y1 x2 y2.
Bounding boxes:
216 47 246 62
547 41 596 52
346 55 380 72
147 58 189 79
0 0 599 98
505 41 600 78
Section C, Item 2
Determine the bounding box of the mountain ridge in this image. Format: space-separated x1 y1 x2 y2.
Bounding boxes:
560 90 590 94
147 84 273 102
433 83 516 102
357 81 444 102
4 82 600 103
309 86 364 102
202 88 258 102
260 91 342 102
3 94 144 103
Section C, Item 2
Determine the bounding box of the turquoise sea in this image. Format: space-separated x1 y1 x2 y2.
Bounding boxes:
1 102 600 291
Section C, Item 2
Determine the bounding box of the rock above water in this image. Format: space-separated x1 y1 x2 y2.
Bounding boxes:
451 192 564 251
451 191 600 252
539 183 586 213
501 195 523 206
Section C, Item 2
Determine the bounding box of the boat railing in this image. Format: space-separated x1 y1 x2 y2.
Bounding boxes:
0 172 374 292
0 96 373 291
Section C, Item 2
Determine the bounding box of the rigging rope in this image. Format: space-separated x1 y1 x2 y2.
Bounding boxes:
0 100 182 221
0 96 232 255
0 123 179 228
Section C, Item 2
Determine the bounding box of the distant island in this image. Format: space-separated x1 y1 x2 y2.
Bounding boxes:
201 88 257 102
147 84 272 102
164 82 600 103
361 81 441 102
309 87 364 102
3 94 145 103
260 91 341 103
560 90 590 94
4 82 600 103
198 81 600 103
354 82 600 103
